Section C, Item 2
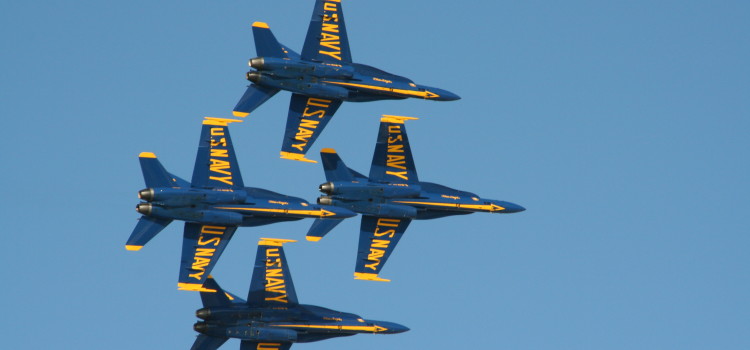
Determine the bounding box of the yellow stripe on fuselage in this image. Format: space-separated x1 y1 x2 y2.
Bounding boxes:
392 200 505 212
214 207 337 217
271 324 387 333
321 81 440 99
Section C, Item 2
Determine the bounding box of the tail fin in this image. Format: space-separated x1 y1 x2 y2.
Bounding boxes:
252 22 288 58
138 152 180 188
320 148 357 182
125 216 172 251
306 218 345 241
200 276 244 308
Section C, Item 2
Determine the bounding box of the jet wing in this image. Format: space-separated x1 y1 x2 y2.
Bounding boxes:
247 238 299 307
178 223 238 291
191 117 245 189
354 215 412 282
300 0 352 63
280 93 342 162
368 115 420 184
240 341 292 350
191 335 228 350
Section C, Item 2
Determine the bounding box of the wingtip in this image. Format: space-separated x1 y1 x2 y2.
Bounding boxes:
139 152 157 158
232 111 250 118
306 236 322 242
259 237 297 246
381 115 419 124
280 152 318 163
202 117 243 126
125 245 143 251
252 21 270 29
177 283 217 292
353 273 391 282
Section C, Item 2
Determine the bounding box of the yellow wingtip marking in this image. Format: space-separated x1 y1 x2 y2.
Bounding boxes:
202 117 243 126
232 111 250 117
252 21 269 28
259 237 297 246
381 115 419 124
177 283 217 292
353 273 391 282
125 245 143 251
280 152 317 163
320 148 337 154
139 152 156 158
306 236 322 242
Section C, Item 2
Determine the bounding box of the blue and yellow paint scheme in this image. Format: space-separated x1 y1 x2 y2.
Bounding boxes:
126 117 355 291
311 116 525 281
189 238 408 350
232 0 460 163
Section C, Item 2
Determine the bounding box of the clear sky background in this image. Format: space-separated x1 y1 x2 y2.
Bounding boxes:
2 0 749 349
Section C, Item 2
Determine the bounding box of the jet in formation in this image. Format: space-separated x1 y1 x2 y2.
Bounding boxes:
310 115 525 281
232 0 460 163
191 238 408 350
126 117 355 291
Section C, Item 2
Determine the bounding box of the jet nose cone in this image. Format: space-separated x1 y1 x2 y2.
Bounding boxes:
419 85 461 101
370 320 410 334
498 201 525 213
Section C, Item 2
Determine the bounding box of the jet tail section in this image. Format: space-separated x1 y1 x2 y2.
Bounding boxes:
125 216 172 251
305 218 344 241
191 334 228 350
252 22 289 58
200 276 240 308
138 152 180 188
320 148 356 182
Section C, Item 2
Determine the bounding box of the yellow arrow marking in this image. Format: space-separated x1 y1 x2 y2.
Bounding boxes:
321 81 441 99
392 201 505 212
272 324 387 333
214 207 337 217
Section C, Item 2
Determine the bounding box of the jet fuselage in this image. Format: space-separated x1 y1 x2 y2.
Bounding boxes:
247 57 459 102
136 186 354 226
193 304 408 343
317 181 525 219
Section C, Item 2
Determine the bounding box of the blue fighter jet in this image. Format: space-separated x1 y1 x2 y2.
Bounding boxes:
232 0 460 163
190 238 408 350
126 117 355 291
311 115 525 282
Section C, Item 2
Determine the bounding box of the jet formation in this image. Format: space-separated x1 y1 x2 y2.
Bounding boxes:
126 117 354 291
311 116 525 281
190 238 408 350
232 0 460 162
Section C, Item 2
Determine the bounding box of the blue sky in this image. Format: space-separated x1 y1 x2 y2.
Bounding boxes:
2 0 749 349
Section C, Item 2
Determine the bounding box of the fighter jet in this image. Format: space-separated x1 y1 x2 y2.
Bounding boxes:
126 117 355 291
232 0 460 163
311 115 525 282
190 238 408 350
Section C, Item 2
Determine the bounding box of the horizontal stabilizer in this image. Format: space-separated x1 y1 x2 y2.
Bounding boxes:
306 218 345 241
252 22 288 58
125 216 172 251
190 334 228 350
138 152 179 188
200 276 235 308
320 148 356 182
233 84 280 117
